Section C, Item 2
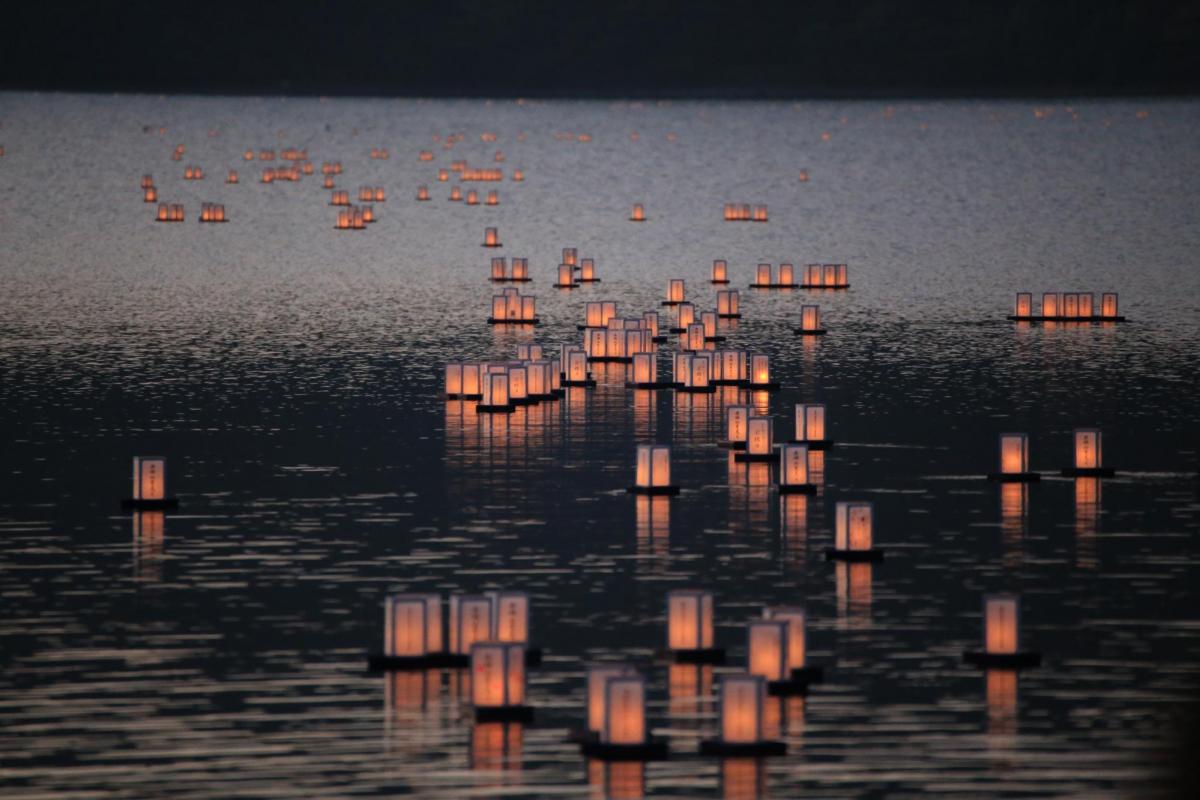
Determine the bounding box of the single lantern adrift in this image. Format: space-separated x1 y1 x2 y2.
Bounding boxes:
483 226 501 247
989 433 1038 482
630 444 678 494
383 594 443 658
666 589 717 657
778 444 815 494
123 456 179 510
712 259 730 284
470 642 531 720
630 203 646 222
665 279 685 306
699 674 786 756
964 594 1041 669
827 501 882 561
795 304 826 335
1063 428 1114 477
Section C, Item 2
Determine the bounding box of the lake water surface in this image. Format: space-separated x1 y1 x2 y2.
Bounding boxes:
1 93 1199 798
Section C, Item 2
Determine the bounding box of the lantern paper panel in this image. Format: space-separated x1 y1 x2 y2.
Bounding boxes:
667 590 714 650
794 404 826 441
725 405 751 443
470 642 526 708
588 663 636 733
1074 429 1102 469
835 502 873 551
746 417 773 456
747 620 789 682
984 595 1019 655
603 676 647 745
779 444 810 486
132 456 167 500
384 594 441 657
720 675 765 744
451 595 494 654
765 607 807 669
999 433 1030 474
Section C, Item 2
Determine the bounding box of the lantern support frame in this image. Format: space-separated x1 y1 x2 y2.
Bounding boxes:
824 547 884 562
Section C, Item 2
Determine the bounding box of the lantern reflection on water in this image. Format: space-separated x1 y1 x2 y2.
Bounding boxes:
1062 428 1114 477
470 721 523 773
989 433 1039 481
964 595 1041 669
827 501 882 561
700 675 786 756
132 510 165 582
123 456 178 510
836 561 873 629
588 760 644 800
471 642 532 721
629 445 678 495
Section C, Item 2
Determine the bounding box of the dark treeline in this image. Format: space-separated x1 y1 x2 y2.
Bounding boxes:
2 0 1198 97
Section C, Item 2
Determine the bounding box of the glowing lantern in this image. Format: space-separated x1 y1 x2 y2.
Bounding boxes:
507 365 529 405
641 311 660 339
736 416 775 462
563 248 578 267
516 344 543 361
563 348 592 386
630 203 646 222
629 444 678 495
752 204 768 222
486 190 499 206
686 322 706 351
479 371 512 412
579 258 598 283
717 290 740 318
778 444 814 494
526 361 554 399
665 279 685 306
511 258 529 281
713 350 747 384
128 456 170 505
602 676 646 743
1063 428 1113 477
964 595 1041 668
491 257 507 281
836 264 849 287
1042 293 1060 318
774 264 794 287
489 591 529 643
450 186 463 201
587 663 636 734
677 354 714 393
1100 293 1119 319
628 353 659 388
675 303 695 332
699 675 786 756
438 168 449 181
450 594 494 655
793 403 828 445
383 594 443 659
666 589 716 656
747 620 789 683
989 433 1038 481
795 305 826 335
753 263 771 287
555 264 576 288
747 355 777 390
722 405 752 448
1078 293 1094 318
712 260 730 284
827 501 882 561
466 189 479 205
417 185 430 201
1013 293 1033 318
1062 293 1079 319
143 187 157 202
483 227 501 247
763 607 813 674
470 642 531 720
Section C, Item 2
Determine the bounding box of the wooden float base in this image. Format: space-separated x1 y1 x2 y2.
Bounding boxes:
793 329 828 336
986 472 1041 482
664 647 726 665
122 498 180 511
445 393 484 401
778 483 817 495
699 739 786 757
676 385 717 394
487 318 540 325
1007 315 1126 323
716 313 742 319
477 404 515 413
825 548 885 562
490 278 532 283
1061 467 1116 477
800 284 850 289
734 451 780 463
962 650 1042 669
626 382 675 390
475 705 534 723
581 739 670 761
791 439 833 450
627 486 681 496
750 284 799 289
790 665 825 685
552 283 578 289
767 678 810 696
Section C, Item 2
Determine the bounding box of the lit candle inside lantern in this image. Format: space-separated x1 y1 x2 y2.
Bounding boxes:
417 185 431 201
450 594 494 654
834 501 873 551
717 290 740 318
470 642 526 711
725 405 751 446
588 663 636 734
484 227 500 247
745 417 773 457
778 444 811 491
666 589 714 651
132 456 167 501
1042 293 1060 317
798 305 823 333
666 279 685 305
1014 293 1032 317
438 168 449 181
984 595 1019 655
719 675 765 744
748 355 772 388
712 260 729 283
384 594 443 657
630 203 646 222
747 620 789 682
998 433 1030 475
143 187 157 202
603 675 648 744
489 591 529 643
764 607 807 670
1100 293 1118 318
634 444 672 490
793 404 826 442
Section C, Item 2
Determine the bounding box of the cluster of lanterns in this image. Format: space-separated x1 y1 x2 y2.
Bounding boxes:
198 202 228 223
154 203 186 222
988 429 1115 481
358 186 386 202
487 287 538 324
445 347 562 413
334 206 372 230
1009 292 1124 322
370 147 390 159
723 203 768 222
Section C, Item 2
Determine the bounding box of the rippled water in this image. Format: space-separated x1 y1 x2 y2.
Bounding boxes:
1 93 1199 798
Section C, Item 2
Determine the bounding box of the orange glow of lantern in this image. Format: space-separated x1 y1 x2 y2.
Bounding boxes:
1014 292 1032 318
990 433 1037 481
686 322 706 352
143 187 157 202
778 263 795 286
984 595 1018 655
1100 293 1119 318
793 404 827 444
629 353 658 388
747 620 789 683
630 203 646 222
717 290 740 318
712 259 729 284
483 227 500 247
486 190 499 206
795 304 825 335
555 264 576 288
562 247 578 267
383 594 443 658
579 258 598 282
587 663 636 734
754 263 771 287
466 189 479 205
602 676 647 744
665 279 685 306
723 405 751 447
450 594 493 655
764 607 807 670
489 591 529 644
752 204 768 222
479 371 512 412
511 258 529 281
1074 429 1101 469
747 354 776 390
743 416 774 459
631 444 676 494
666 589 714 652
675 303 695 330
417 184 430 201
491 257 507 281
470 642 529 718
835 501 873 551
1042 293 1060 318
132 456 166 501
701 674 785 753
449 185 463 201
778 444 813 493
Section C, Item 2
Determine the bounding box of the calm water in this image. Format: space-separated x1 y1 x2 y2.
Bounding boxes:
1 93 1199 798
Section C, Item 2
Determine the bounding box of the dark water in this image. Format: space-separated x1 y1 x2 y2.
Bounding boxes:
1 93 1198 798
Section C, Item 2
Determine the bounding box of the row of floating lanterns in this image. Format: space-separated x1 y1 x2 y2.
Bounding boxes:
988 430 1114 480
334 206 374 230
723 204 769 222
749 263 850 289
262 166 303 182
1010 292 1123 322
198 202 228 223
358 186 387 202
183 165 204 180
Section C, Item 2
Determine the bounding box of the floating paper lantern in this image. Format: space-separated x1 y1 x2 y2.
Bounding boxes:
372 594 443 667
754 263 772 287
1100 293 1119 319
603 675 646 743
1062 428 1114 477
629 203 647 222
579 258 599 283
491 257 507 281
1042 293 1060 318
584 301 617 328
675 303 695 332
122 456 178 510
722 405 752 448
735 416 776 463
1013 293 1033 318
525 361 554 399
752 204 768 222
140 174 154 189
827 501 882 561
686 322 706 352
713 350 747 385
507 365 529 405
665 279 685 306
627 353 660 389
489 590 529 643
471 642 531 721
989 433 1038 481
666 589 718 658
677 353 714 393
778 264 796 286
450 186 463 201
712 260 730 284
701 311 720 342
479 371 512 412
466 189 479 205
486 190 499 206
793 404 830 447
641 311 661 340
483 227 501 247
417 185 431 201
511 258 529 281
778 444 815 494
747 355 777 390
717 290 740 318
450 594 494 655
587 663 637 734
143 187 158 202
516 344 543 361
562 348 593 386
963 595 1042 668
555 264 576 288
699 675 786 756
795 305 826 335
562 248 578 267
747 619 789 683
629 444 678 495
763 607 821 683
